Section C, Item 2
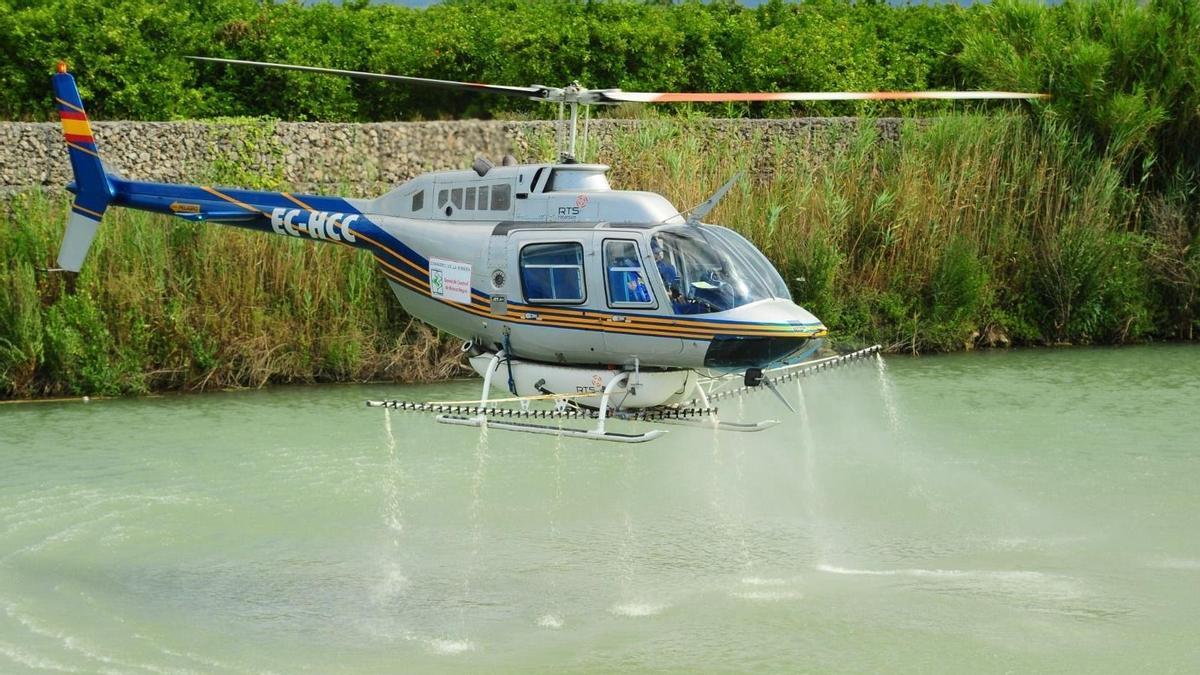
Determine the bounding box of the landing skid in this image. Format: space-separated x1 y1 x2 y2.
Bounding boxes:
367 345 883 444
435 414 667 443
654 417 780 432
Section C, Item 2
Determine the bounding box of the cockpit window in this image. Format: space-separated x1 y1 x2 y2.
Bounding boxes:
651 226 790 315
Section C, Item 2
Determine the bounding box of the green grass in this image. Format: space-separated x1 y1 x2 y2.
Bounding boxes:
0 192 465 397
2 114 1197 398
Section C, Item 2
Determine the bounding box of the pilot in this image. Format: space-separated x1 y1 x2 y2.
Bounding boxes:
651 236 679 294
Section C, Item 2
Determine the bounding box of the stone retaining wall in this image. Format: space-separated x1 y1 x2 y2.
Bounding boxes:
1 118 904 196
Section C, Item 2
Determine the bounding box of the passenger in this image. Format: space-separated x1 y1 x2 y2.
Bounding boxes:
625 270 651 303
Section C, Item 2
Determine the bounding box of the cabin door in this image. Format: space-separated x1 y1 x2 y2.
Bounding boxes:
503 230 606 364
594 233 684 361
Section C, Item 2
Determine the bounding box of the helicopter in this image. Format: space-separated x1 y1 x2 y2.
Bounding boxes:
51 58 1044 442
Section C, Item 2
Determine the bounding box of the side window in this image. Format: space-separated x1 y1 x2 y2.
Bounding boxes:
411 190 424 212
604 240 655 307
465 186 476 210
451 188 463 209
520 242 585 304
478 185 490 210
490 184 511 210
437 190 448 208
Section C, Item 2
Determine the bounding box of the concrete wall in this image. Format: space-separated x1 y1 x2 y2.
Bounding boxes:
1 118 904 196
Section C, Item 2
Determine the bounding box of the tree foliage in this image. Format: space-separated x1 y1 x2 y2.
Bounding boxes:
1 0 968 121
4 0 1192 183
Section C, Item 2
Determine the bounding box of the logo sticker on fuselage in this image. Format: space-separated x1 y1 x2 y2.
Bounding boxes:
429 257 473 304
269 207 358 243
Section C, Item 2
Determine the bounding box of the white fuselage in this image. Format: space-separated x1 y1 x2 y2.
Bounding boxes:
332 162 826 374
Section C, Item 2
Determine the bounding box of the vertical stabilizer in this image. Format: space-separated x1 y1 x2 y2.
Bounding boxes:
51 62 113 271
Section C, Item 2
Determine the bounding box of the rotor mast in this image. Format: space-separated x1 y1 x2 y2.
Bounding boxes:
553 82 591 161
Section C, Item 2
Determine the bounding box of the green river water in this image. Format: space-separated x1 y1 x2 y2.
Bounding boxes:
1 346 1198 673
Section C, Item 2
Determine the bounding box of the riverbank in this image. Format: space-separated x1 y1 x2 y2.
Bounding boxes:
2 115 1196 398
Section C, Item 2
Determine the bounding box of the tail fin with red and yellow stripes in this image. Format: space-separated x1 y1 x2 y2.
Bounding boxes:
51 61 114 272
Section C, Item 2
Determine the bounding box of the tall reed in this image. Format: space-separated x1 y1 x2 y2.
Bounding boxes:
1 113 1192 398
605 114 1158 352
0 192 464 397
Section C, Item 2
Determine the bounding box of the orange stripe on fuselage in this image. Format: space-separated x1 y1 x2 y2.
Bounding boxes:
201 186 266 215
360 231 820 338
300 209 824 340
280 192 315 211
377 263 822 341
379 265 820 341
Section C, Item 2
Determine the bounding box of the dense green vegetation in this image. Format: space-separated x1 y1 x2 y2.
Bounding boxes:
0 192 468 397
2 0 1195 209
1 0 1197 396
3 115 1197 397
0 0 966 121
615 115 1190 353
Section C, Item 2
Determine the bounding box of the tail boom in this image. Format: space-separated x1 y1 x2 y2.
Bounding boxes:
50 63 371 271
109 179 367 246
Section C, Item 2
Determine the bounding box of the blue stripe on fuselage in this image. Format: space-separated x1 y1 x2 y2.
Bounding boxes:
110 177 439 286
111 178 368 245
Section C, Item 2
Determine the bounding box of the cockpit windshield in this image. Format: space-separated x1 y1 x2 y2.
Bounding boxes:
651 226 791 314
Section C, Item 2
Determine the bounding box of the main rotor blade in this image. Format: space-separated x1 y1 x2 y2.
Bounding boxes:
598 90 1048 103
187 56 554 101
